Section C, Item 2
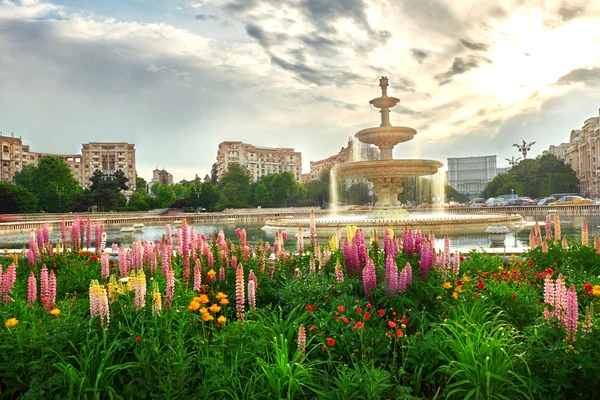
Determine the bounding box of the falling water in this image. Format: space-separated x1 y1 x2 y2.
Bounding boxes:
351 136 363 162
431 169 446 210
330 166 339 215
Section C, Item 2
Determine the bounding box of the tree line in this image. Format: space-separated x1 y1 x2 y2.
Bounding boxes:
481 153 579 199
0 156 469 214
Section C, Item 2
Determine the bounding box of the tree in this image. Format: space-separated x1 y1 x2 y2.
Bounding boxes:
152 182 176 208
14 156 81 212
270 171 302 207
199 184 220 211
445 185 468 203
482 154 579 199
7 184 38 213
87 169 127 211
135 173 147 193
217 163 250 208
253 181 272 207
210 163 219 184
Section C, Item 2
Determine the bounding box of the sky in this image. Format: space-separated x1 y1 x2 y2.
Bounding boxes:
1 0 599 182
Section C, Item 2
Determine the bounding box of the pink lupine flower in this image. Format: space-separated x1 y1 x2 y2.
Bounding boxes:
243 245 250 261
86 217 92 249
404 262 413 286
309 210 317 249
89 280 110 326
219 267 225 282
28 272 37 307
40 264 50 303
335 260 344 283
296 227 304 255
101 254 110 279
27 249 35 266
565 285 578 342
398 267 407 294
298 324 306 357
248 279 256 311
268 265 275 281
453 251 460 275
362 259 377 299
42 223 49 245
582 221 589 246
131 271 147 310
386 258 399 297
248 270 257 289
562 236 568 250
60 218 67 246
236 263 245 320
165 267 175 310
193 261 202 292
2 264 16 302
231 255 238 269
48 271 57 306
545 214 552 241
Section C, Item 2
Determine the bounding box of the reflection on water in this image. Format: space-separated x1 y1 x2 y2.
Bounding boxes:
0 214 597 251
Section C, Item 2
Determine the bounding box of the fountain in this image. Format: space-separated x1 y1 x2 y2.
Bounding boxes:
263 77 524 236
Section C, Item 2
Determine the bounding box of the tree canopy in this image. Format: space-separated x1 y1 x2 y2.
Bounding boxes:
482 154 579 199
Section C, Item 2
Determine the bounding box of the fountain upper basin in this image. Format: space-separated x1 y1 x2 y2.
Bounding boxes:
336 159 443 180
355 126 417 148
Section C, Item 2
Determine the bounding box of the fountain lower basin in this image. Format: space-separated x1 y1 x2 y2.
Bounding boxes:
263 212 525 237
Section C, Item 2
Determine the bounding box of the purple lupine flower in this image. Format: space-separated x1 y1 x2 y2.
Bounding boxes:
28 272 37 307
362 258 377 299
404 262 412 286
398 268 407 293
414 229 423 254
60 218 67 246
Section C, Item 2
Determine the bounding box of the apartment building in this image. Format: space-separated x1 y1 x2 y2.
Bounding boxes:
216 141 302 182
0 134 136 189
447 155 498 196
564 110 600 196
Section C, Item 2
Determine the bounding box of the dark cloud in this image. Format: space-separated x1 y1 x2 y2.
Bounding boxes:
299 34 342 55
195 14 218 21
558 3 585 22
270 55 362 86
411 48 430 63
224 0 262 14
434 55 491 85
300 0 370 34
556 67 600 86
460 39 488 51
489 6 507 18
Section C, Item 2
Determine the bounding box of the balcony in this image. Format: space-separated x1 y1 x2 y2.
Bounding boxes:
1 152 10 161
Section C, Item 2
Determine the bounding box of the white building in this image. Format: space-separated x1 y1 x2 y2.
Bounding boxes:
216 141 302 182
447 155 498 197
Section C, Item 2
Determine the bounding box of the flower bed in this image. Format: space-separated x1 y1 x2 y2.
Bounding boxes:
1 214 599 399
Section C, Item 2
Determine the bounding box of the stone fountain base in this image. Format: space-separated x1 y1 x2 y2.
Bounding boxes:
262 212 525 238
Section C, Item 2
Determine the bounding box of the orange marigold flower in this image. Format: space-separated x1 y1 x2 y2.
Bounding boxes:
202 312 214 322
209 304 221 313
189 302 200 312
5 318 18 328
217 315 226 324
216 292 227 300
198 294 210 304
50 308 61 316
220 298 230 305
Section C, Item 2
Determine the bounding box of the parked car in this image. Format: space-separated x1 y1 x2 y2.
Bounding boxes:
485 198 505 207
471 198 487 207
549 195 592 206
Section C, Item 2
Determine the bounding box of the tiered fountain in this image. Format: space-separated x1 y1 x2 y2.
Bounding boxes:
263 77 524 236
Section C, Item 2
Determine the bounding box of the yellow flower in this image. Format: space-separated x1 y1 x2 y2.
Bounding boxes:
456 286 463 293
216 292 228 300
436 295 442 300
592 285 600 297
218 315 227 324
462 275 471 283
220 298 230 305
443 282 452 289
188 301 200 312
192 296 202 303
498 266 504 271
401 324 406 329
5 318 18 328
452 291 459 299
207 269 216 279
198 294 210 304
209 304 221 313
202 312 214 322
50 308 61 316
199 307 208 315
510 254 516 259
3 248 8 253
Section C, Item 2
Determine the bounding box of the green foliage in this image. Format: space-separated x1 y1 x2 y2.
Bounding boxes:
14 155 81 212
435 302 533 399
483 154 579 198
151 182 176 208
0 182 38 213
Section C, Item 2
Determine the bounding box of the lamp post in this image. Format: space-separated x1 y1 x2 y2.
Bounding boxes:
505 156 521 167
56 186 64 213
512 140 536 160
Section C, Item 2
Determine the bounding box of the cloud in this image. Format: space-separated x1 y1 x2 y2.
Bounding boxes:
556 67 600 86
195 14 218 21
434 55 492 85
460 39 488 51
557 3 586 22
411 48 430 63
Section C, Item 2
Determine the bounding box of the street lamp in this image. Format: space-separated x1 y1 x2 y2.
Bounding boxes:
505 156 521 167
513 140 536 160
56 186 64 213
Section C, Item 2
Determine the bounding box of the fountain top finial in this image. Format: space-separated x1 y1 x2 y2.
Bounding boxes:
379 76 389 96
